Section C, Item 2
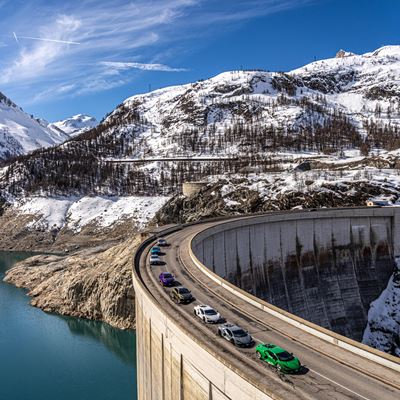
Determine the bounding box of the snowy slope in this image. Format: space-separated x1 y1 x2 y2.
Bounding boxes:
82 45 399 159
363 257 400 357
48 114 98 137
2 45 400 164
291 45 400 116
13 195 169 232
0 92 69 161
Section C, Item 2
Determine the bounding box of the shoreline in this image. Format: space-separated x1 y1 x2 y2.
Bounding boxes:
2 235 139 331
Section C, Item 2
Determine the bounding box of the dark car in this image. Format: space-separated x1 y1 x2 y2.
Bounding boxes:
170 287 194 304
157 238 169 247
159 272 175 286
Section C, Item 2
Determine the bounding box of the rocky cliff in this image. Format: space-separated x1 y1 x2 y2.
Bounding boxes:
4 237 139 330
155 169 400 224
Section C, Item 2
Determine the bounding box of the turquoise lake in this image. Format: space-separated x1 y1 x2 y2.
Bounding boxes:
0 252 137 400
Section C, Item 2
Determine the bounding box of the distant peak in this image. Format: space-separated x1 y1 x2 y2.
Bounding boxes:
371 45 400 57
336 49 356 58
49 114 98 137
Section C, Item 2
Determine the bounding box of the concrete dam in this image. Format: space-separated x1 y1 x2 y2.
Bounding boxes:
133 208 400 400
192 209 396 341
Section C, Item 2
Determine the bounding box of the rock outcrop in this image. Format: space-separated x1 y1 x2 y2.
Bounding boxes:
4 237 139 329
335 49 356 58
155 174 399 225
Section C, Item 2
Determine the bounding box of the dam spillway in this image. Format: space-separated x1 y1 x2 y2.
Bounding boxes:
191 208 397 341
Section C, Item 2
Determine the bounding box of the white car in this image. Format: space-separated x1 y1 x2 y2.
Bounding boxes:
193 305 221 323
149 255 163 265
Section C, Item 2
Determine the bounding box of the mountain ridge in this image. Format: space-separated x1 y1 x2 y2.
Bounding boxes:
0 92 69 161
1 45 400 196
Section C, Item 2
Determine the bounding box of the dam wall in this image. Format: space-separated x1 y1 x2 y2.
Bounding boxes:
191 208 400 341
133 266 275 400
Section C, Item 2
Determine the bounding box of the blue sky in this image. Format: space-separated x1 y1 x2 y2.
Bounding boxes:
0 0 398 122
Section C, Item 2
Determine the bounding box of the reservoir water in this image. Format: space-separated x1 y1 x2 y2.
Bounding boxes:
0 252 137 400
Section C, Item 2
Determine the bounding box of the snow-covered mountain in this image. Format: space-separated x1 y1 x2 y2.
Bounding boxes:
0 92 69 161
2 45 400 197
95 44 400 159
48 114 98 137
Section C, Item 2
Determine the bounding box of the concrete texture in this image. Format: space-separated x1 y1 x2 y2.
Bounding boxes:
192 208 397 341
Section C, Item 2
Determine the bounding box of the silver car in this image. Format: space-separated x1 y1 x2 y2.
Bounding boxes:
218 323 254 347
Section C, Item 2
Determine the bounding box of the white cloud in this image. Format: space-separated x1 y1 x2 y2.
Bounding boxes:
100 61 188 73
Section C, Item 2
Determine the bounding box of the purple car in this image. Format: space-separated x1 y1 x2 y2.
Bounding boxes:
159 272 175 286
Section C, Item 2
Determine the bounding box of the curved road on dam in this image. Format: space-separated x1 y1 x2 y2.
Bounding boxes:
136 213 400 400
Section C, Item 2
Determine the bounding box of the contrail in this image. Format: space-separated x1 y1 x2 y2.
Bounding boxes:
12 32 19 44
14 35 80 45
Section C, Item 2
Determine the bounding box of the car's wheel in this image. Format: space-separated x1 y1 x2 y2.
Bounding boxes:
230 338 235 344
277 364 282 372
218 330 222 336
256 351 262 359
193 309 196 315
202 317 206 323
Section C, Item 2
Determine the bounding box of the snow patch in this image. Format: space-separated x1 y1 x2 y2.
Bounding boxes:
14 195 170 232
362 257 400 357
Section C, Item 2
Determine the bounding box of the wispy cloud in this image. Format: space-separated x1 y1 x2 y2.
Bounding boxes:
15 35 81 45
100 61 188 73
0 0 314 104
1 14 83 84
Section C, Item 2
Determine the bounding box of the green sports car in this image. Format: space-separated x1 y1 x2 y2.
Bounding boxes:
255 343 301 373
